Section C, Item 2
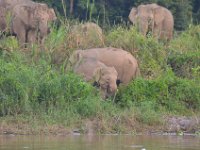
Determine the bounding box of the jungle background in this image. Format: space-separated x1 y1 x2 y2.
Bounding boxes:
0 0 200 135
34 0 200 30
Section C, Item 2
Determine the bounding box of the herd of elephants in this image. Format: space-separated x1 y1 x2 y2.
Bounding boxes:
0 0 174 99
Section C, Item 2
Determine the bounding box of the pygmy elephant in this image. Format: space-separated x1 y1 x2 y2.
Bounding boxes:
0 0 57 45
72 57 118 99
12 2 57 45
69 22 104 49
0 0 32 34
129 3 174 41
69 47 140 86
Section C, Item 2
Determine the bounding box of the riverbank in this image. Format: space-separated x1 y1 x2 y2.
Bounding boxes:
0 115 199 136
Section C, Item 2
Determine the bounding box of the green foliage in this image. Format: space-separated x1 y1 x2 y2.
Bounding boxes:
117 70 200 113
168 25 200 79
133 101 161 125
72 97 101 117
0 58 35 115
168 52 200 78
0 36 19 52
0 51 98 117
169 25 200 53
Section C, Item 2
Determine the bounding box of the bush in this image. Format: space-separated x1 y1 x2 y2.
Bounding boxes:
116 70 200 113
0 58 36 115
168 25 200 79
168 51 200 78
169 25 200 53
0 52 98 116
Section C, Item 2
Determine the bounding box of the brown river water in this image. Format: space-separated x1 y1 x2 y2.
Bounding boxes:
0 134 199 150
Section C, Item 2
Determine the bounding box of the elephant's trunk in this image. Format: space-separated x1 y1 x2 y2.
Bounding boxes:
106 83 118 98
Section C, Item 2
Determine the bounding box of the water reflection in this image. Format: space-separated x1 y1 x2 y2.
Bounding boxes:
0 134 199 150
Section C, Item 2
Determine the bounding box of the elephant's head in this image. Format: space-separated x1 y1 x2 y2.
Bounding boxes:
94 66 118 99
33 3 57 41
12 2 57 44
129 3 159 36
128 7 138 24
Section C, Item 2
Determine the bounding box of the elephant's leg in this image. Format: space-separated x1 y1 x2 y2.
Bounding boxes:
27 30 37 44
17 29 26 46
153 24 162 39
12 17 26 46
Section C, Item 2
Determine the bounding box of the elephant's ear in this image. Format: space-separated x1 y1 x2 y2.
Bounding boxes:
14 4 36 27
153 7 164 26
129 7 137 23
93 67 102 83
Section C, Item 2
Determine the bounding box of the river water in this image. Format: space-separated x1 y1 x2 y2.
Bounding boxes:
0 134 199 150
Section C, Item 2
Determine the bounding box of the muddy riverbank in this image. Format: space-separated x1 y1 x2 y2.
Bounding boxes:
0 115 199 136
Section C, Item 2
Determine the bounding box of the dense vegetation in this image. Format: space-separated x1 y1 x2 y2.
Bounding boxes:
34 0 200 30
0 0 200 134
0 21 200 133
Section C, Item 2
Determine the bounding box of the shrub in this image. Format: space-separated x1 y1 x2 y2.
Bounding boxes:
0 52 98 116
167 26 200 79
116 70 200 113
0 58 36 115
169 25 200 53
168 51 200 78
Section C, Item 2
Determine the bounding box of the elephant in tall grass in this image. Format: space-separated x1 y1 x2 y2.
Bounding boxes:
0 0 57 45
0 0 32 33
12 2 57 45
129 3 174 41
69 47 140 86
69 22 104 49
72 57 118 99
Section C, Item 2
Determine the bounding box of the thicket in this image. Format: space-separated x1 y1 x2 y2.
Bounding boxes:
0 21 200 131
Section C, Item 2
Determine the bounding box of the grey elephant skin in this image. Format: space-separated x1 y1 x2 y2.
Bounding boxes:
0 0 57 45
69 47 140 86
129 3 174 41
72 57 118 99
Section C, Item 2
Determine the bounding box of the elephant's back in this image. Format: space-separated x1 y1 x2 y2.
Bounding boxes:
82 47 134 59
1 0 32 10
81 47 138 69
81 47 139 84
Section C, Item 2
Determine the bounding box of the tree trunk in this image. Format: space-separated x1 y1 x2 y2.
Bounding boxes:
70 0 74 15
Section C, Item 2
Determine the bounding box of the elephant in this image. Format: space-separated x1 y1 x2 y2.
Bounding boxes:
68 22 104 49
11 2 57 45
0 0 57 45
129 3 174 41
72 57 118 99
0 0 32 33
69 47 140 86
